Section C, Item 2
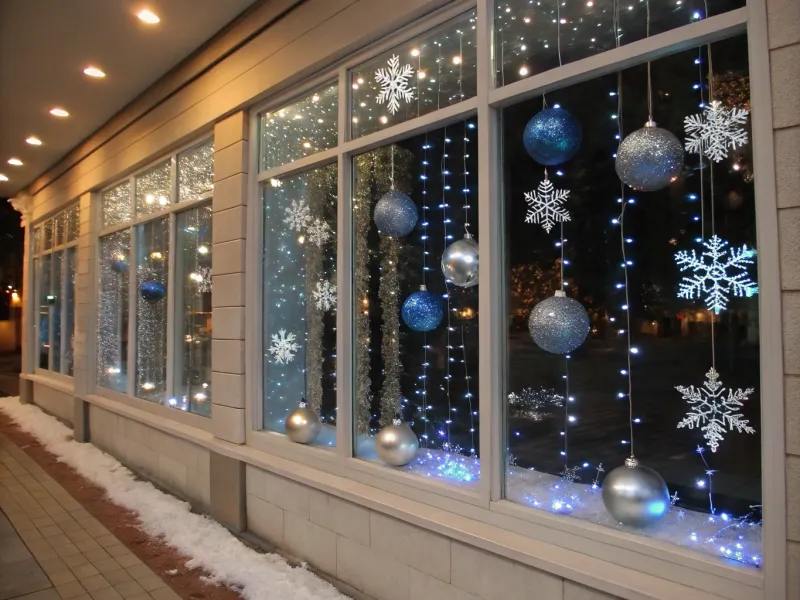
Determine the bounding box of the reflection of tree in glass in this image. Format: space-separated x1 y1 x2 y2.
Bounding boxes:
508 387 564 421
508 261 560 329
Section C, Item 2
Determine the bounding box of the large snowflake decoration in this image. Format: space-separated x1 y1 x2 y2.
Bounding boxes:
684 100 749 163
524 177 570 233
284 199 311 232
268 329 300 364
375 54 414 115
307 218 332 247
675 367 756 453
675 235 758 314
559 465 581 484
312 279 337 312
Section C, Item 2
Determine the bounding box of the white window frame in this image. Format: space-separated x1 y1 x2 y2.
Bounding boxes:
32 204 79 383
245 1 785 597
92 136 215 431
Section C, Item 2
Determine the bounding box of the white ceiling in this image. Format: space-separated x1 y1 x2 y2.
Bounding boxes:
0 0 260 198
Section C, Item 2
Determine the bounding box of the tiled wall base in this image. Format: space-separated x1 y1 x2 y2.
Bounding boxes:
88 406 211 512
244 465 619 600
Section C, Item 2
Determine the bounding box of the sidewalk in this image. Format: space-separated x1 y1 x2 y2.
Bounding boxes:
0 432 180 600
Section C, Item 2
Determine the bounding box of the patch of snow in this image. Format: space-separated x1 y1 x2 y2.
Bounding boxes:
0 397 347 600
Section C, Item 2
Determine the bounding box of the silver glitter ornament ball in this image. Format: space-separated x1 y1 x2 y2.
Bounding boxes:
528 291 590 354
615 120 684 192
374 190 418 237
441 233 479 288
375 420 419 466
602 457 670 528
285 403 322 444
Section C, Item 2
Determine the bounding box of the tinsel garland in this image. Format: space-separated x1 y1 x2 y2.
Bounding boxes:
354 154 375 433
378 236 402 425
305 165 337 413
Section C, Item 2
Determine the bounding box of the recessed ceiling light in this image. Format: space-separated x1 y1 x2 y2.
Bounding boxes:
0 174 8 182
137 9 160 24
83 66 106 78
7 158 23 166
50 107 69 117
26 137 42 146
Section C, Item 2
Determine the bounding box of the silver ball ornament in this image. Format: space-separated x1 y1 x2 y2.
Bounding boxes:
374 190 418 237
441 233 479 288
528 291 590 354
602 457 670 528
615 120 684 192
285 403 322 444
375 420 419 466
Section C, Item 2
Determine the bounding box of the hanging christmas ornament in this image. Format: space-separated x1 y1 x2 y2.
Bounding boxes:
139 280 166 302
602 457 670 528
684 100 749 163
441 233 479 287
524 174 570 233
375 419 419 466
285 402 322 444
615 120 684 191
402 285 443 331
374 190 418 237
528 291 589 354
111 258 128 273
523 107 582 166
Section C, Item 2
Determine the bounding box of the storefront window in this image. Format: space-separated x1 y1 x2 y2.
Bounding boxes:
178 140 215 203
353 122 480 483
97 229 131 392
258 83 338 172
135 160 172 217
174 206 213 415
135 217 169 402
350 11 477 139
503 35 760 565
494 0 746 87
51 250 62 369
64 247 76 376
102 181 132 228
37 254 50 369
262 163 338 446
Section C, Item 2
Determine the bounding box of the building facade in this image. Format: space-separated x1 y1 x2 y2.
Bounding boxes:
9 0 799 598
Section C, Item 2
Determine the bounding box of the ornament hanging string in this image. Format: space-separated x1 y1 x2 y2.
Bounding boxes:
441 126 454 447
418 47 430 445
646 0 653 122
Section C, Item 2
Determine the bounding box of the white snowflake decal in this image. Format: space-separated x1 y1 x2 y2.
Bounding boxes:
284 199 311 232
675 367 755 453
190 265 212 293
375 54 414 115
524 177 570 233
675 235 758 314
684 100 749 163
307 218 332 247
559 465 581 484
268 329 300 364
312 279 337 312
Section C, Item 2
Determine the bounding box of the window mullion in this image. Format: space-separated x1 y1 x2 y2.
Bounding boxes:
166 212 177 401
336 65 353 459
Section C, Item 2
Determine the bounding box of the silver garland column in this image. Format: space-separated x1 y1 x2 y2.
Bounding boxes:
378 236 402 426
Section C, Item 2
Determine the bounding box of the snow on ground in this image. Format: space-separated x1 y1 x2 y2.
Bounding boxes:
0 397 347 600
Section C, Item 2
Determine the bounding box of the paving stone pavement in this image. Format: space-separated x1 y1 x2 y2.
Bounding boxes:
0 432 182 600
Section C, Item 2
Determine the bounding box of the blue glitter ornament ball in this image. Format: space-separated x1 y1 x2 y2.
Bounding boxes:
523 107 582 166
374 190 418 237
528 292 590 354
111 259 128 274
402 287 443 332
140 280 166 302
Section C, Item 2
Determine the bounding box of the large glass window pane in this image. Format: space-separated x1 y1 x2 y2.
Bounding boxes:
353 122 480 485
258 83 338 172
135 217 169 402
36 256 50 369
64 246 76 376
503 36 761 566
494 0 745 87
262 164 337 447
135 161 172 217
178 140 215 203
51 250 63 371
43 219 53 250
34 225 43 254
54 213 66 247
102 181 132 228
97 230 130 391
174 206 213 416
66 206 80 242
350 11 477 139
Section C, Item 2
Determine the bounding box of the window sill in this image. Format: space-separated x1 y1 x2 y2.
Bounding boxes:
26 371 74 395
88 388 213 434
